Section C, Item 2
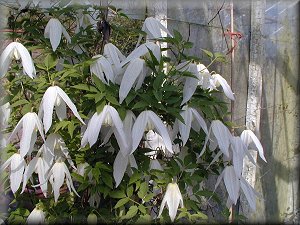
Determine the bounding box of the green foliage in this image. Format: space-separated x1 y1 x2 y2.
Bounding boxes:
0 3 234 224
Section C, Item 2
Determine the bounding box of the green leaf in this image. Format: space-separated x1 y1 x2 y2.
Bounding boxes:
106 95 119 106
67 121 75 138
71 172 84 183
92 74 106 92
126 185 134 197
114 197 130 209
138 204 146 214
136 214 152 223
173 29 183 42
102 172 113 189
44 54 58 70
110 190 126 199
10 99 29 108
143 193 154 202
137 182 148 199
153 73 165 90
201 49 213 58
129 172 141 185
123 205 138 219
183 41 193 49
96 99 106 113
132 101 149 110
72 84 98 92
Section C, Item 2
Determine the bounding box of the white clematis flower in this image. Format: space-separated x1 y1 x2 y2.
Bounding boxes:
44 18 71 52
81 105 129 156
176 61 202 106
113 151 137 187
0 42 36 78
21 155 48 197
239 176 258 210
176 106 208 146
158 182 184 222
211 74 235 100
44 133 76 169
90 55 115 85
136 17 172 46
46 160 79 202
119 58 147 103
215 165 240 205
131 110 173 154
103 43 125 82
120 42 161 67
8 112 45 157
200 120 232 158
26 206 46 224
38 86 85 133
0 153 26 193
240 130 266 162
144 130 166 156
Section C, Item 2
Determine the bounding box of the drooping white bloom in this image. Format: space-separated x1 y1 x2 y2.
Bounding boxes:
113 151 137 187
176 61 201 106
230 136 248 177
215 165 240 205
81 105 129 156
200 120 232 158
103 43 126 81
8 112 45 157
136 17 172 47
211 74 235 100
38 86 85 133
90 55 115 85
0 42 36 78
21 156 48 197
119 58 147 103
131 110 173 154
0 153 26 193
144 130 166 156
239 177 258 210
0 102 11 148
240 130 266 162
44 133 76 169
44 18 71 52
26 206 46 224
120 42 161 67
47 160 79 202
158 182 184 222
176 106 208 146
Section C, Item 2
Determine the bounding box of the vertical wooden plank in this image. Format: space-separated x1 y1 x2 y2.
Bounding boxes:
240 0 266 217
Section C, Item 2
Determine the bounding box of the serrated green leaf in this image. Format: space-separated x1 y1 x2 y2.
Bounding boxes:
106 95 119 106
143 193 154 202
129 172 141 185
123 205 138 219
132 101 149 110
114 197 130 209
44 54 58 70
137 182 148 199
126 185 134 197
10 99 29 108
138 204 146 214
102 172 113 189
72 84 98 92
110 190 126 199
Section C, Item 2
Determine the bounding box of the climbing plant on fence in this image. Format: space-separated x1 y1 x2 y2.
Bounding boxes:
0 2 266 224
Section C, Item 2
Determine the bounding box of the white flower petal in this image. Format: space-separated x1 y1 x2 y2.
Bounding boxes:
211 120 231 157
240 177 256 210
120 42 160 67
40 86 57 133
148 111 173 153
190 108 208 134
103 43 125 66
131 111 148 153
212 74 235 100
231 136 247 176
16 42 36 78
223 166 240 204
56 86 85 125
21 157 38 193
10 154 25 193
0 42 14 77
241 130 266 162
113 151 129 187
119 58 145 103
52 162 65 202
19 113 36 157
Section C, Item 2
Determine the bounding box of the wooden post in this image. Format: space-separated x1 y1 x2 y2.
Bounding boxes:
240 0 266 217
